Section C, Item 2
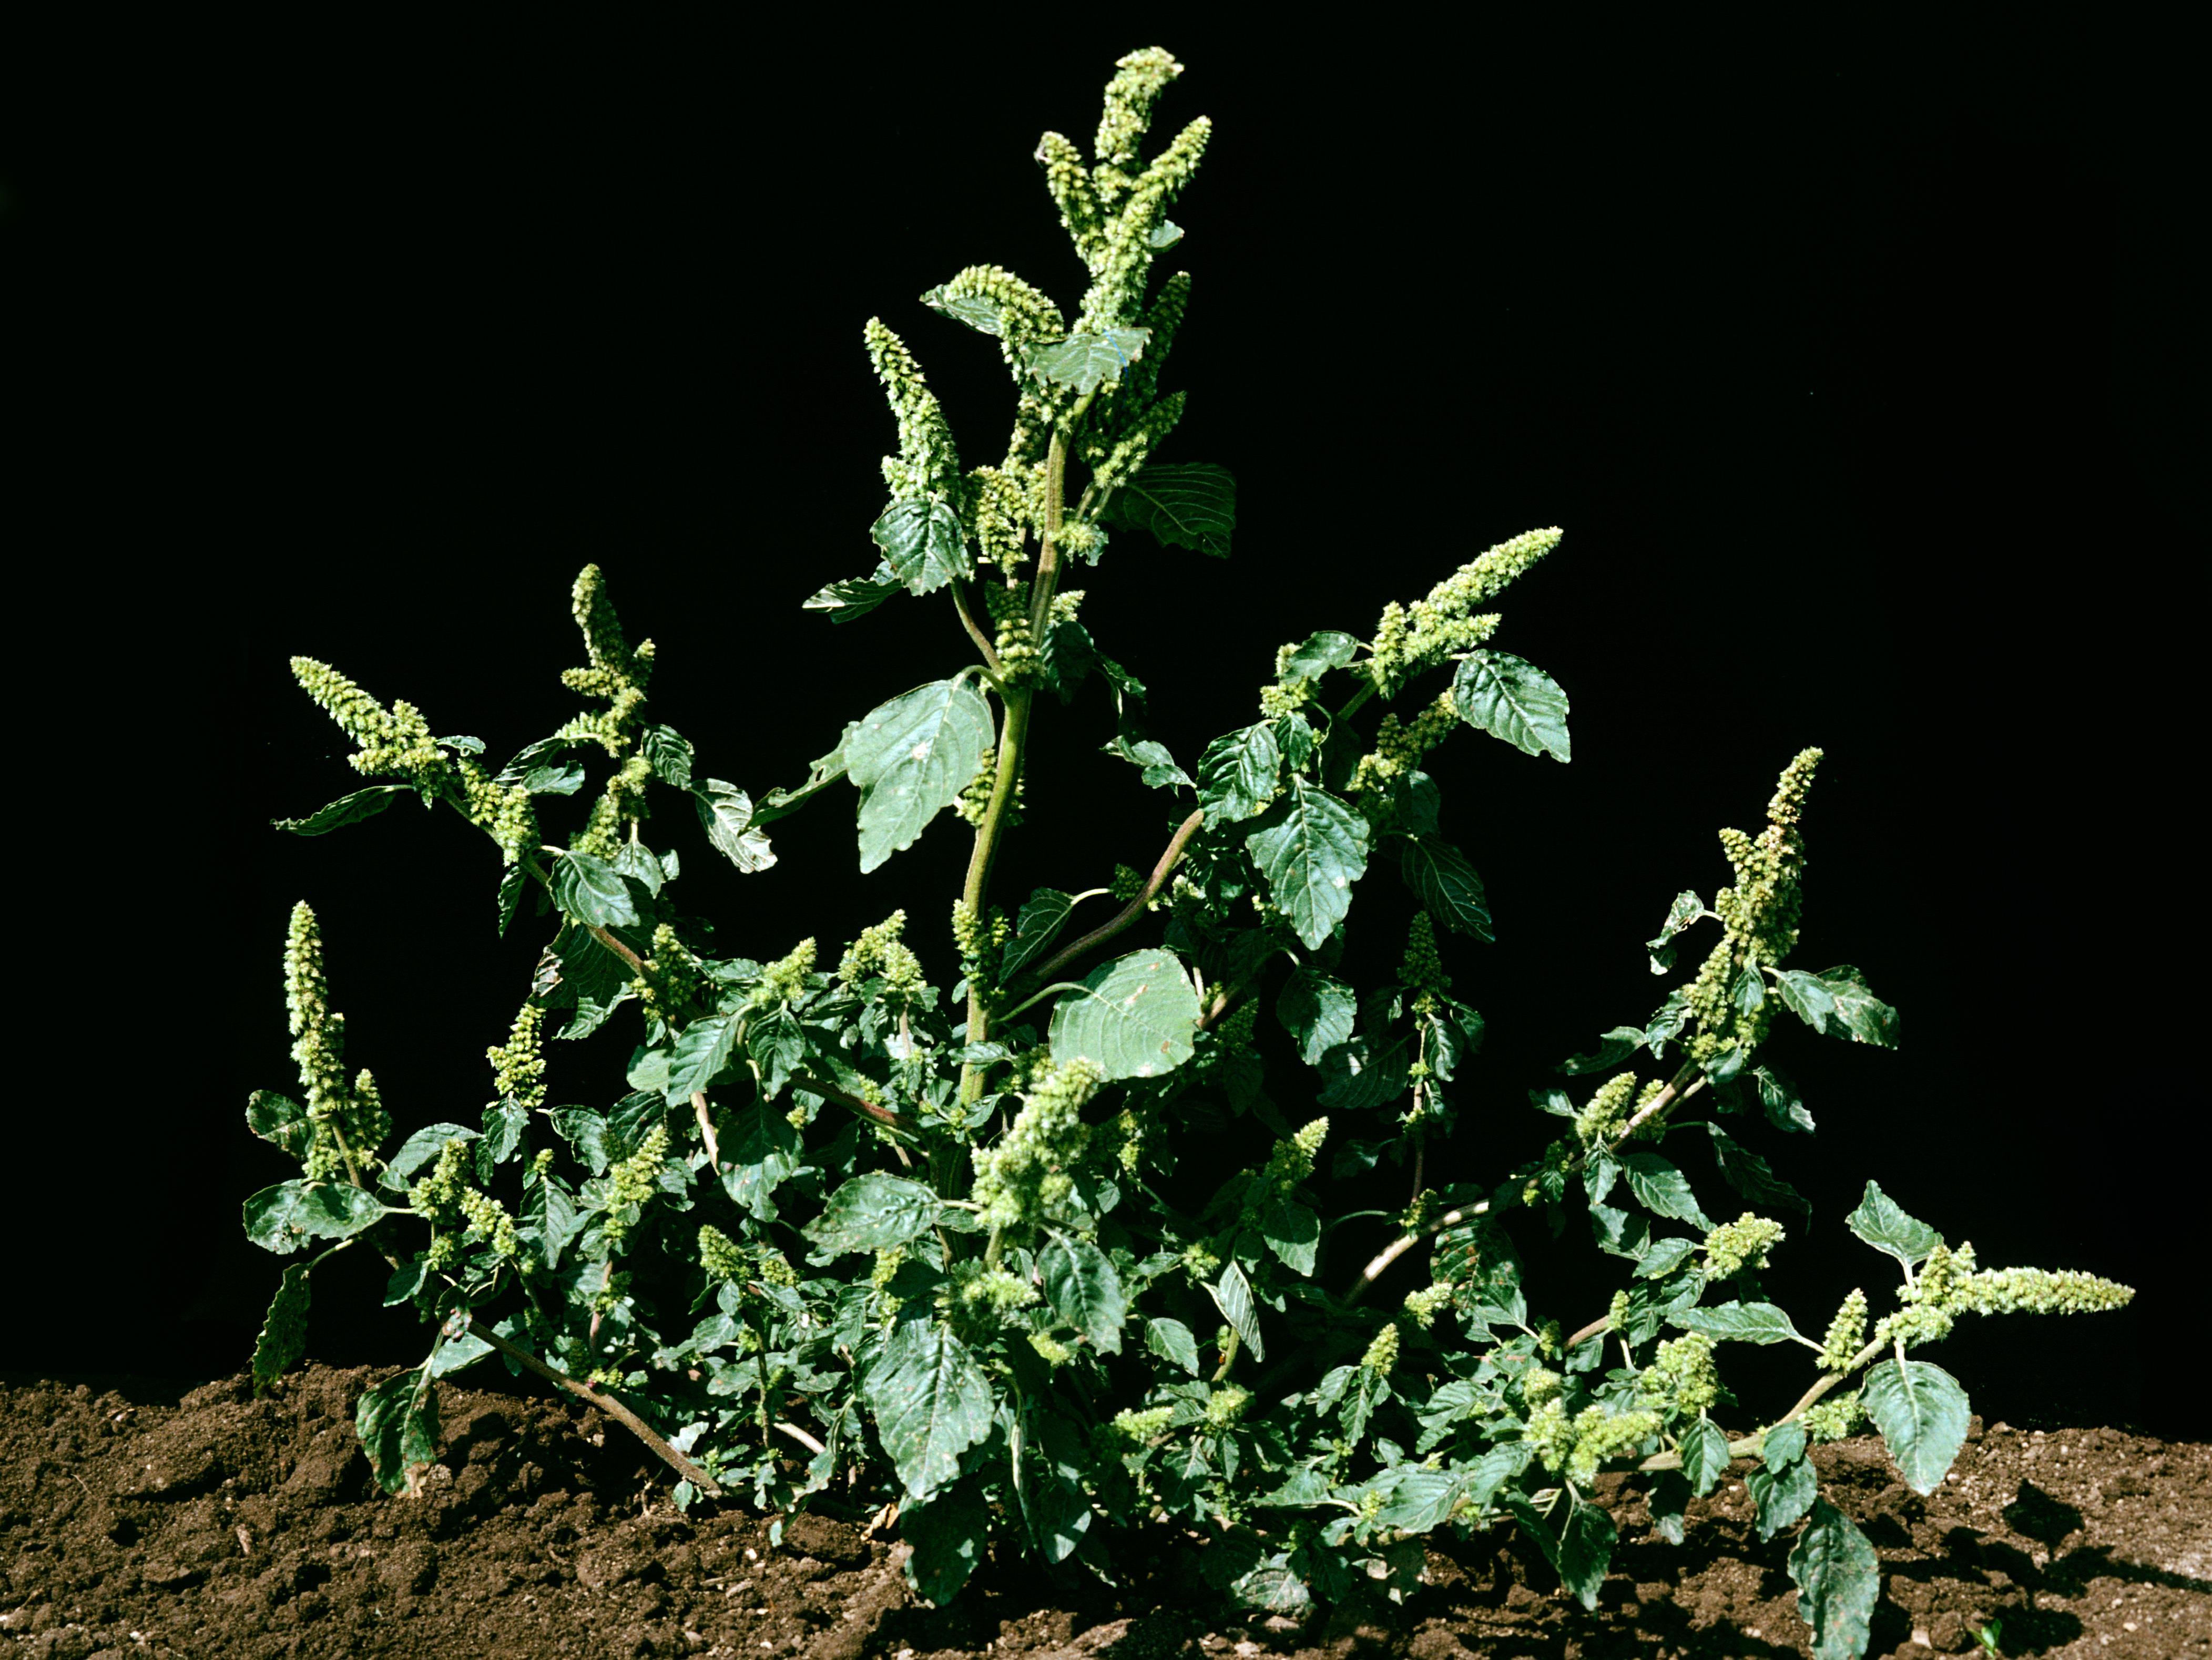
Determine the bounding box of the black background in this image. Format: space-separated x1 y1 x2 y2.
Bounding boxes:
7 16 2195 1439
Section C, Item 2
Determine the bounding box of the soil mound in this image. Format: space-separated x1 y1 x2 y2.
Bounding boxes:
1 1364 2205 1658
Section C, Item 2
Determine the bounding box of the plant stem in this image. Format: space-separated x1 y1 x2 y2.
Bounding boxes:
1018 807 1205 989
465 1317 724 1497
691 1090 719 1166
951 578 1004 677
1634 1335 1886 1474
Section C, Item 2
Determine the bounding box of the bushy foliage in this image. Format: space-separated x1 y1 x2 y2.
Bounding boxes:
243 48 2131 1655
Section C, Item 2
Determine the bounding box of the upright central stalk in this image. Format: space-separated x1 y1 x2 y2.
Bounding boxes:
959 425 1073 1099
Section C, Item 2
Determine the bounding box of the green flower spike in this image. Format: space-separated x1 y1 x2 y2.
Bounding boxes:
864 316 962 503
557 565 654 757
971 1059 1103 1233
1703 1212 1786 1279
283 901 389 1181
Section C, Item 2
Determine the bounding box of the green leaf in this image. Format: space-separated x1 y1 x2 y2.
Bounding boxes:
1764 1422 1809 1472
250 1265 311 1394
245 1090 309 1161
1258 1196 1319 1276
355 1369 441 1496
1245 779 1370 950
1275 968 1356 1066
1278 631 1360 684
379 1122 479 1191
844 678 996 874
382 1258 427 1306
1787 1499 1880 1660
1025 327 1151 394
1675 1300 1807 1346
475 1097 528 1185
1747 1448 1818 1541
1617 1152 1714 1228
429 1329 494 1378
1099 462 1236 557
639 724 694 788
862 1319 994 1500
1844 1180 1942 1271
1559 1026 1644 1075
720 1098 802 1223
1680 1417 1732 1497
1755 1064 1816 1134
664 1013 747 1103
1208 1261 1265 1362
271 785 413 836
999 888 1076 985
1556 1500 1617 1612
1039 1232 1127 1353
1452 650 1572 762
1010 1406 1091 1566
1778 966 1899 1048
869 497 970 596
899 1483 988 1605
694 780 776 874
806 1173 941 1256
1048 947 1200 1082
1646 890 1710 974
533 918 636 1041
1634 1236 1699 1280
1704 1122 1811 1216
521 1170 582 1271
805 566 903 623
549 849 639 928
1145 1316 1200 1376
1107 736 1192 791
1196 723 1282 825
1862 1359 1971 1495
242 1181 386 1255
1400 835 1493 941
548 1108 609 1177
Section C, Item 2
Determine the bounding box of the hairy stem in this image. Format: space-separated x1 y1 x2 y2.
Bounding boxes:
1020 807 1205 989
952 578 1004 677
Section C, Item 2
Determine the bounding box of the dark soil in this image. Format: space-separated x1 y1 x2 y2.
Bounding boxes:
2 1365 2205 1659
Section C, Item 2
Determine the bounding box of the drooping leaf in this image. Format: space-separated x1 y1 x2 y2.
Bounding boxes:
1617 1152 1714 1229
1777 966 1899 1048
1275 968 1357 1066
1106 736 1192 791
355 1369 441 1495
549 849 640 928
1556 1500 1618 1612
664 1012 747 1103
1196 722 1282 825
1755 1064 1816 1134
998 888 1077 985
250 1265 311 1394
1747 1447 1818 1541
1558 1027 1644 1075
1208 1259 1266 1362
271 785 413 836
1024 327 1151 394
1047 948 1200 1082
533 918 636 1041
1277 631 1360 684
1400 835 1493 940
1646 890 1710 974
245 1090 310 1161
805 1172 941 1256
1039 1232 1127 1352
1845 1180 1942 1271
861 1319 994 1500
869 497 970 596
1675 1300 1808 1346
720 1098 803 1223
1245 779 1370 950
844 678 996 873
379 1122 480 1190
638 724 694 788
1258 1196 1319 1276
1010 1406 1091 1566
1452 650 1572 762
694 780 776 873
242 1181 386 1255
429 1329 495 1378
1788 1499 1880 1660
1704 1122 1811 1216
1145 1316 1201 1376
1861 1358 1971 1495
548 1107 610 1177
805 566 904 623
1680 1417 1732 1497
1099 461 1236 557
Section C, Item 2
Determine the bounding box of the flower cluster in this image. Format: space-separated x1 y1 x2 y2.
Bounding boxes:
1366 528 1563 695
838 910 926 999
970 1059 1103 1232
599 1123 670 1252
1819 1288 1869 1370
698 1224 747 1283
486 1001 548 1113
969 466 1033 571
283 902 389 1181
1526 1399 1664 1487
983 580 1039 683
1799 1392 1867 1443
1348 692 1459 808
1946 1266 2136 1317
1401 1283 1454 1330
1237 1116 1328 1233
289 658 451 801
753 938 818 1008
556 566 654 757
1574 1072 1638 1145
1398 910 1451 1007
1638 1331 1720 1416
452 755 538 866
1703 1213 1786 1279
1360 1322 1400 1376
1681 747 1822 1062
926 264 1066 375
864 317 962 503
1071 47 1210 333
